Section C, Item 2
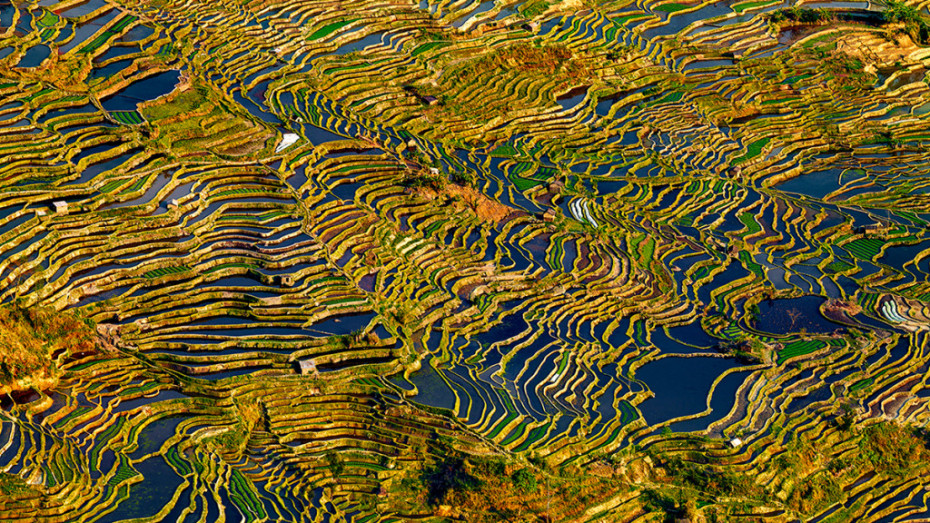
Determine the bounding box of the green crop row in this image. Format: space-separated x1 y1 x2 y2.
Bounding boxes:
309 19 358 40
489 143 519 157
100 178 130 193
845 238 883 260
486 389 518 439
108 455 138 486
164 445 192 475
228 468 266 520
778 340 827 363
78 17 137 54
514 421 551 451
732 0 778 13
739 251 763 277
111 111 143 125
732 137 770 165
37 11 59 27
655 3 689 13
738 213 761 235
143 265 191 279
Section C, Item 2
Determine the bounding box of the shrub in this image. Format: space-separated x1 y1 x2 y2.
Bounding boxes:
767 7 832 24
421 455 482 504
512 468 537 493
788 473 842 513
471 455 508 476
0 304 96 392
662 457 757 498
882 0 930 43
401 171 444 190
861 422 929 475
520 1 549 17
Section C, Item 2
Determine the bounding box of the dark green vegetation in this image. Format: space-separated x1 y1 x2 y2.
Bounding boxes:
881 0 930 44
637 420 930 520
1 0 930 520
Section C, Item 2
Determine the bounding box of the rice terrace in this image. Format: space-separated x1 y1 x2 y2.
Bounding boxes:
3 0 930 519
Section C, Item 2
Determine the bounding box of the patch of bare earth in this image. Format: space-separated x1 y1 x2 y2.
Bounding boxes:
417 183 518 223
834 28 922 67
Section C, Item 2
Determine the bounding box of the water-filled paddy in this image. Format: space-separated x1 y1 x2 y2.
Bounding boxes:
15 45 49 68
637 356 745 425
754 295 841 335
101 70 181 111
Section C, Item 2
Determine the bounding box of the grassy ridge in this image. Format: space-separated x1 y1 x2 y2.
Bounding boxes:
0 305 96 394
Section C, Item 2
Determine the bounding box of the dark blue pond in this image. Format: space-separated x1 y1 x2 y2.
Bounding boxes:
556 90 587 111
118 24 154 42
105 456 183 521
753 295 840 335
637 356 744 425
94 45 141 63
15 45 50 68
774 167 844 199
880 240 930 271
59 0 109 17
0 4 13 28
100 70 180 111
90 58 133 80
335 32 384 54
402 358 458 411
668 368 751 433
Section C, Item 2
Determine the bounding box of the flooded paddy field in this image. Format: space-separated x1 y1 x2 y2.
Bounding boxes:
1 0 930 519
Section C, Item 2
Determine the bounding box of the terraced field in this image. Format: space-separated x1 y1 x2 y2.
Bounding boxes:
3 0 930 519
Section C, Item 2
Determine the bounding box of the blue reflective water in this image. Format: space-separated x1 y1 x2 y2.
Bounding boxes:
100 70 180 111
15 45 50 68
637 356 744 424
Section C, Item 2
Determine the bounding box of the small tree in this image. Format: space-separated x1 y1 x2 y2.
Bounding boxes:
511 468 537 493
